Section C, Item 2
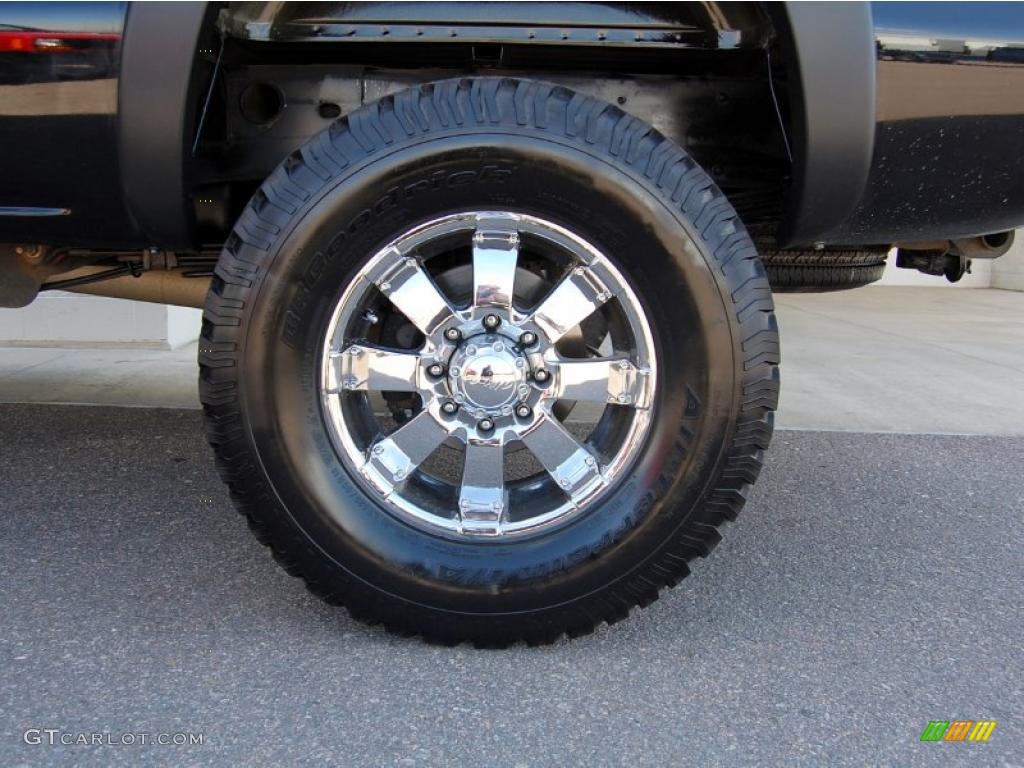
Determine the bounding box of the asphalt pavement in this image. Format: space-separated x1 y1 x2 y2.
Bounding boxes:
0 403 1021 767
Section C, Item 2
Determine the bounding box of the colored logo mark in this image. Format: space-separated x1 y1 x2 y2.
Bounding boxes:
921 720 997 742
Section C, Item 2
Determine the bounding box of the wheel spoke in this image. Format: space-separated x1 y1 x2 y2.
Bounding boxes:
521 413 606 506
530 263 614 344
363 410 448 492
548 357 652 408
372 252 456 336
458 438 507 535
472 216 520 311
328 344 422 393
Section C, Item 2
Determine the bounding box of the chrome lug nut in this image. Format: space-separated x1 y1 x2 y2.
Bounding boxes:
515 404 532 419
441 400 459 415
478 417 495 432
426 362 445 378
482 314 501 330
519 331 538 347
533 368 550 384
443 327 461 342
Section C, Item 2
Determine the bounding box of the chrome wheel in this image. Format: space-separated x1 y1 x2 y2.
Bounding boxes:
321 212 656 537
207 77 780 644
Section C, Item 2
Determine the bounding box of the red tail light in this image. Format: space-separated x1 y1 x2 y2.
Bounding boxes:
0 31 119 53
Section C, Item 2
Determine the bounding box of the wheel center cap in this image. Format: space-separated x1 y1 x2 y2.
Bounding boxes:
450 336 525 413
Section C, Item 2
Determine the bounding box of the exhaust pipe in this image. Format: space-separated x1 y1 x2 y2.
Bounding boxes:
895 230 1014 283
954 231 1014 259
897 231 1014 259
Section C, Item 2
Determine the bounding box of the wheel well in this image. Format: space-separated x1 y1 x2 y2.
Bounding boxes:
119 1 217 249
764 3 876 247
119 2 879 252
182 2 794 247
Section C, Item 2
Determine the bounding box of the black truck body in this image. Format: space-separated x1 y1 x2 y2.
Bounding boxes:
1 2 1022 256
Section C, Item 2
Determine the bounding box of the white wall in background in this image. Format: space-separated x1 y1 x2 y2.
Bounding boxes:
992 233 1024 291
0 292 201 349
166 304 204 349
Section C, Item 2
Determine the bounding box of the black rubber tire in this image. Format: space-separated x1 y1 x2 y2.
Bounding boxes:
199 77 780 646
761 248 888 293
